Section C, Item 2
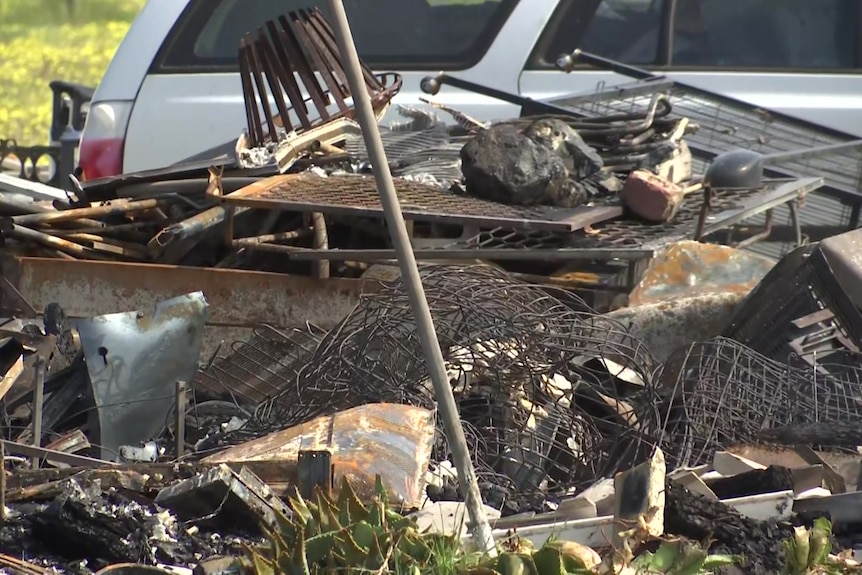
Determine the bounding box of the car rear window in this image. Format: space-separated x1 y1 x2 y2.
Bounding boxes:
154 0 519 72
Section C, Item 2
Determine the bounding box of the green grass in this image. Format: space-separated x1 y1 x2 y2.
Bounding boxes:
0 0 145 146
0 0 495 146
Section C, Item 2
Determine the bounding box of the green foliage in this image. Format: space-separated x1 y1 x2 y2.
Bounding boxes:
630 541 740 575
242 476 472 575
0 0 145 146
242 474 738 575
781 518 857 575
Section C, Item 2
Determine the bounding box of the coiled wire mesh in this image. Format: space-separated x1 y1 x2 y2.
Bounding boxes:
658 337 862 467
206 265 665 506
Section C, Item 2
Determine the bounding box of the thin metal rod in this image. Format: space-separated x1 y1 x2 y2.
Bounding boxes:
31 356 45 469
176 381 187 459
326 0 496 555
0 442 5 523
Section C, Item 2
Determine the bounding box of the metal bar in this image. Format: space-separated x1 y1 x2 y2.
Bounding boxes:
2 223 112 260
311 212 330 279
311 9 381 90
306 12 358 96
0 442 5 523
326 0 496 555
298 9 350 100
11 199 160 226
277 14 332 115
230 241 305 255
30 356 45 469
265 20 312 126
232 228 312 248
247 37 280 141
256 29 296 132
176 380 186 459
239 39 265 147
788 200 803 247
1 439 115 468
149 205 250 254
287 247 655 262
733 209 773 249
0 275 37 317
702 177 823 235
292 10 349 114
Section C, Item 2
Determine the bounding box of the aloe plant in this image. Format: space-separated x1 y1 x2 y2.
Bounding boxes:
240 474 738 575
242 475 467 575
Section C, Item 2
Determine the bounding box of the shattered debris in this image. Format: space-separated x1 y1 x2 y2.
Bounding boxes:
6 10 862 575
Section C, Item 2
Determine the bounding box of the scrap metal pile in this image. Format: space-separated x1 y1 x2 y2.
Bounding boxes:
5 6 862 575
0 10 837 307
3 247 862 572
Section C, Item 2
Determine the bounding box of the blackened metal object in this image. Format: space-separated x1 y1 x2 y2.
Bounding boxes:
238 8 402 148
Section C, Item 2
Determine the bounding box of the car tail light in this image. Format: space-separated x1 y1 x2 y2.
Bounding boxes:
78 100 133 180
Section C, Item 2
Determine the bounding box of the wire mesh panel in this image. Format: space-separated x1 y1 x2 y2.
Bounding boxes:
658 337 862 468
543 79 861 255
194 323 325 406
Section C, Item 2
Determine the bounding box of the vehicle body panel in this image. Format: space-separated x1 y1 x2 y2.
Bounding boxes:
121 0 556 172
86 0 862 176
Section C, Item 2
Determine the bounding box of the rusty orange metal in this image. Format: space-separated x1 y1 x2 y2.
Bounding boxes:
1 256 381 359
202 403 436 507
629 241 776 307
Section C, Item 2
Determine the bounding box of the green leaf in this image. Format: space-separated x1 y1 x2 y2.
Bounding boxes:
305 530 338 565
251 550 276 575
809 522 832 567
374 474 390 509
668 544 708 575
649 541 680 571
364 531 387 571
495 553 539 575
337 476 368 524
290 528 311 575
351 520 377 551
367 498 386 529
289 488 313 525
702 554 741 569
531 547 566 575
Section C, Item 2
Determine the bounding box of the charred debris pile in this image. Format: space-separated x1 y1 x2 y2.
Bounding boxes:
4 6 862 575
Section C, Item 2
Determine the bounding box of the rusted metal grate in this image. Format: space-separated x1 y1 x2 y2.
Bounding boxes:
194 323 325 406
222 173 624 232
546 77 862 202
239 7 401 147
567 177 821 249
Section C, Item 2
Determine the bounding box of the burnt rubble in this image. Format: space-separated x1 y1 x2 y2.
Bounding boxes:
4 8 862 575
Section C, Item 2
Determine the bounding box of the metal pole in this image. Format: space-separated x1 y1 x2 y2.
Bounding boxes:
0 441 6 524
325 0 496 555
176 381 187 459
30 356 45 469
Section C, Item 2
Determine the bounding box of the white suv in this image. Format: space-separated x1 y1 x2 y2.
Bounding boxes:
79 0 862 179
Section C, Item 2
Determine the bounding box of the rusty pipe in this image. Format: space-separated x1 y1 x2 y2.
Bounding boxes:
311 212 329 279
1 222 111 260
232 227 313 247
11 199 160 226
54 232 150 260
148 205 251 254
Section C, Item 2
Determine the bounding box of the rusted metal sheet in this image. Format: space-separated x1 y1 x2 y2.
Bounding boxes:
202 403 436 507
628 241 776 307
1 257 374 359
